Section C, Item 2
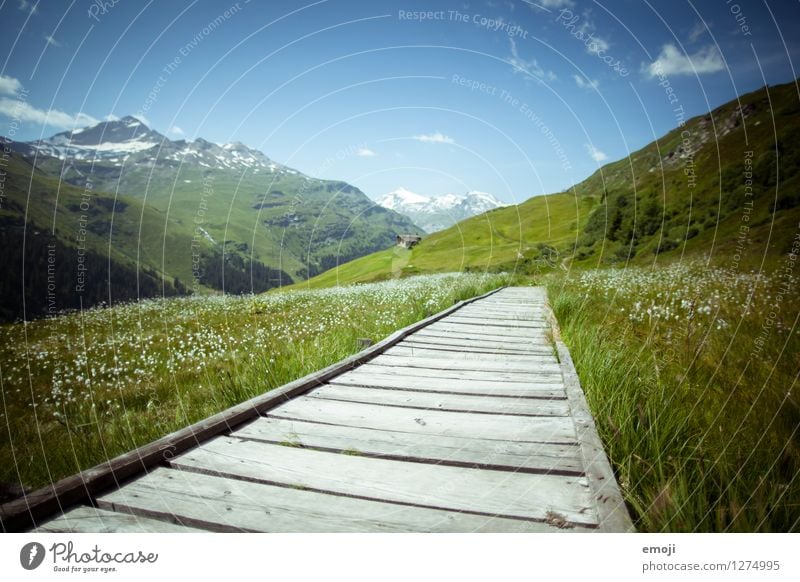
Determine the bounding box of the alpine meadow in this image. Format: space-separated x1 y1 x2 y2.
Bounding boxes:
1 0 799 549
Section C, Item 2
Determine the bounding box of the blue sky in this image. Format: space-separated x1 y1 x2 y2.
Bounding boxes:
1 0 799 204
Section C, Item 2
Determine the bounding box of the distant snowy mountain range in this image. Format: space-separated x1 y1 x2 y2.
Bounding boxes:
377 187 506 233
23 115 289 174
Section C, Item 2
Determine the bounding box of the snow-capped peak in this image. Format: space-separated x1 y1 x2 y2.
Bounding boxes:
377 188 506 233
378 187 430 210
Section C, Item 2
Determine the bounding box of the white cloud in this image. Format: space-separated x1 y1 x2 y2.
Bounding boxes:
584 143 607 162
529 0 574 9
44 34 60 47
508 37 544 79
687 21 707 43
356 147 376 157
647 44 724 77
168 125 184 136
0 98 98 129
573 74 599 90
413 132 455 145
585 34 610 55
18 0 37 15
104 113 119 121
572 16 611 56
0 75 22 96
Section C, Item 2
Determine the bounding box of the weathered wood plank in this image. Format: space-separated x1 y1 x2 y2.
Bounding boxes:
425 322 542 338
413 328 550 345
171 437 597 526
358 362 563 383
367 355 562 375
268 397 578 444
329 371 566 399
35 505 205 533
100 467 585 532
0 287 507 532
399 337 552 355
307 383 570 416
443 316 548 329
556 340 636 532
233 417 584 475
387 345 557 362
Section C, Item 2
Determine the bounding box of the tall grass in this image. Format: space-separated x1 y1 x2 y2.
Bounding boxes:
0 273 509 492
547 262 800 532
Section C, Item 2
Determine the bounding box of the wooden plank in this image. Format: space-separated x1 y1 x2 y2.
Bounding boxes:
443 316 548 329
426 322 541 338
387 345 556 362
267 397 578 444
368 354 562 374
171 437 597 526
557 340 636 532
413 329 550 345
329 371 566 399
357 363 563 383
307 383 571 416
233 417 584 475
0 287 506 532
400 337 552 354
35 505 205 533
98 467 581 532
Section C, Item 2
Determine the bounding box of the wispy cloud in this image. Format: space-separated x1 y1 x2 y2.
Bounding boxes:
413 132 454 145
647 44 724 77
18 0 38 15
527 0 574 9
168 125 184 136
584 143 607 162
0 98 98 129
0 75 23 96
508 37 545 79
356 147 376 157
687 21 708 43
44 34 60 47
573 74 598 90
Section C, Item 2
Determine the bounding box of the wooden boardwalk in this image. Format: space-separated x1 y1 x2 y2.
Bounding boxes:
1 287 633 533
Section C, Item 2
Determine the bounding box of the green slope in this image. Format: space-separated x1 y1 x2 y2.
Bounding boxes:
31 142 422 283
295 79 800 288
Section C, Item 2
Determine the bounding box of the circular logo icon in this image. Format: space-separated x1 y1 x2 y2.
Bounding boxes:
20 542 46 570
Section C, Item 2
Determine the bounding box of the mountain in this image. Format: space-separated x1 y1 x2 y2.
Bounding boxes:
294 79 800 288
377 187 506 233
0 117 422 320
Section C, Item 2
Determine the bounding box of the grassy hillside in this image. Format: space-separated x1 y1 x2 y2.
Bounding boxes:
296 79 800 288
0 151 199 319
289 191 595 289
29 143 422 283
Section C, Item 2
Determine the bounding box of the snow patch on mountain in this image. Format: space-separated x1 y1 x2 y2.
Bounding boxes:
377 187 506 233
26 115 287 173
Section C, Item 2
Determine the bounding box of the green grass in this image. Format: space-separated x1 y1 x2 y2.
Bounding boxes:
0 272 508 491
546 262 800 532
293 191 594 288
